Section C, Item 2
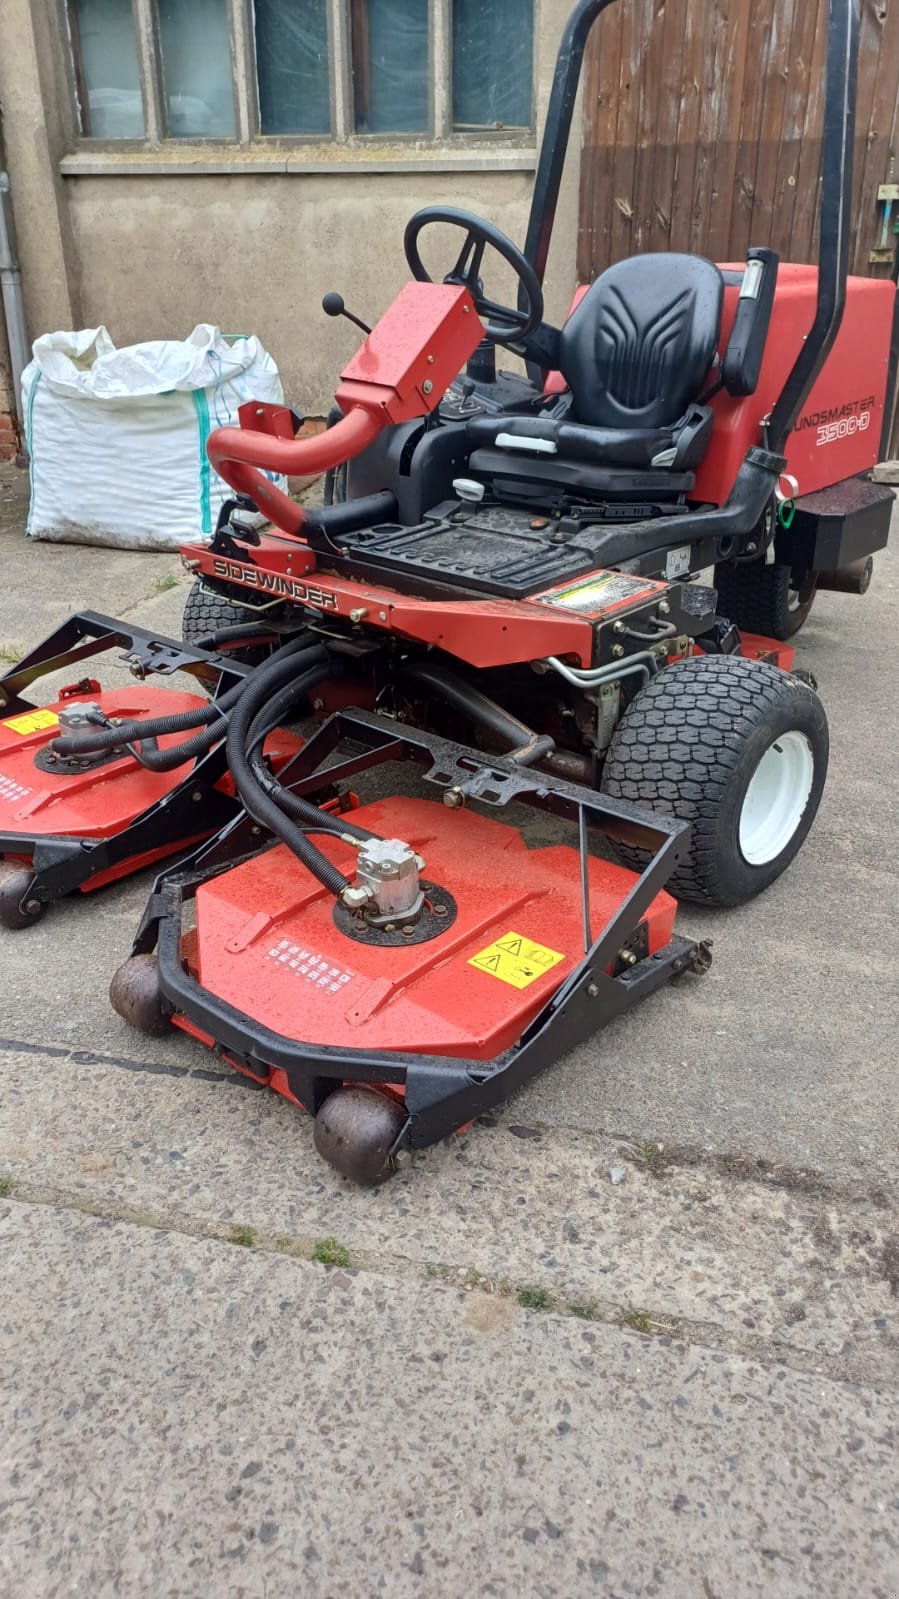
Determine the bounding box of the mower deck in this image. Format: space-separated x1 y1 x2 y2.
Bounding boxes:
113 711 709 1182
184 794 677 1060
0 613 264 925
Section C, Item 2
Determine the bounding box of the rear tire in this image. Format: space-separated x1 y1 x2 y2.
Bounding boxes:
714 560 817 640
181 579 271 667
599 655 828 906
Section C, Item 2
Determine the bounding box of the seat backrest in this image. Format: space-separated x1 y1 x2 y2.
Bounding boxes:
557 253 724 430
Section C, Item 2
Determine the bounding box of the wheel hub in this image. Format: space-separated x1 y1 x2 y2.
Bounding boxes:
738 730 815 866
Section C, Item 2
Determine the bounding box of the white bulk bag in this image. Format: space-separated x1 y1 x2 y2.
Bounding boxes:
22 324 286 550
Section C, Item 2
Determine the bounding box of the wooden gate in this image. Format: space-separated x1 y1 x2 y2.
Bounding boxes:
577 0 899 282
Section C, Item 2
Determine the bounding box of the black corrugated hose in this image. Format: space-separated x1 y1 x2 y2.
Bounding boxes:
224 648 353 898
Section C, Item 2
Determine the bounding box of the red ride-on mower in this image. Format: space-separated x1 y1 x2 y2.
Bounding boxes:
102 0 891 1182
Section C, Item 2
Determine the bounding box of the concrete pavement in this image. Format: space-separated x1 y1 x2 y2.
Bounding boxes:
0 460 897 1596
3 1195 897 1599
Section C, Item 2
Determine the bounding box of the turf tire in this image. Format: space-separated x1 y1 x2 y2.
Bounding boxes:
181 579 272 667
599 655 828 906
714 560 817 640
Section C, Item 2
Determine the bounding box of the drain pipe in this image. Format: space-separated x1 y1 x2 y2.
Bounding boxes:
0 172 29 443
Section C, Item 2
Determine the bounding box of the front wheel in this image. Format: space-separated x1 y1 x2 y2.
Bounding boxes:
599 656 829 906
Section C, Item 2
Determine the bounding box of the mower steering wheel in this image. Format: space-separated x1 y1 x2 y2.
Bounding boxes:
404 206 544 346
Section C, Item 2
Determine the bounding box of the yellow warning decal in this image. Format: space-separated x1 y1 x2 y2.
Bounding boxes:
2 708 60 736
468 930 566 990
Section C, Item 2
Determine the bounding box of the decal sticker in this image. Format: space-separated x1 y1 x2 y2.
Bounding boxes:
665 544 692 580
2 709 59 736
796 394 875 449
0 773 31 806
266 938 354 995
211 557 339 611
468 930 566 990
534 570 661 616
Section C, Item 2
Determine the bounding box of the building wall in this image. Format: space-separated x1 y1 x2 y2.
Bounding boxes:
0 1 581 419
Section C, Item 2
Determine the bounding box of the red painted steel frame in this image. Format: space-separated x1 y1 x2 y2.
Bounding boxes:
196 539 597 669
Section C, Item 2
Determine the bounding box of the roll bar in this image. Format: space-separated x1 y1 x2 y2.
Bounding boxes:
524 0 861 449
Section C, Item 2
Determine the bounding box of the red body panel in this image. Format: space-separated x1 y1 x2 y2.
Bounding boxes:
0 689 301 886
695 267 894 503
200 545 597 669
206 282 481 536
337 282 481 423
550 269 895 503
188 796 677 1063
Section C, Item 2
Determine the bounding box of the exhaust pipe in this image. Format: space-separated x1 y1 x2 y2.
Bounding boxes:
816 557 873 595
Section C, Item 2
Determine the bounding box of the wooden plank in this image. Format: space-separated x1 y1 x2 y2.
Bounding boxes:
782 0 828 265
577 0 627 276
694 0 753 262
629 0 690 256
606 0 643 263
852 0 899 275
665 0 705 252
725 0 774 261
577 0 899 286
745 0 802 257
759 0 824 264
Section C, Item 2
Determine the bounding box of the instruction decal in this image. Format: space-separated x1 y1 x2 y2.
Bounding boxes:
534 570 662 616
2 709 60 736
0 773 31 806
468 930 566 990
266 938 354 995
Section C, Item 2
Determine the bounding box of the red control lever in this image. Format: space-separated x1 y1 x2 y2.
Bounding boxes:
205 282 482 537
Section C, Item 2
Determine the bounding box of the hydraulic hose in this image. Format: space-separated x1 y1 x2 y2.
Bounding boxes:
225 650 351 897
189 622 284 651
126 644 329 773
50 633 318 760
244 684 378 845
51 683 242 756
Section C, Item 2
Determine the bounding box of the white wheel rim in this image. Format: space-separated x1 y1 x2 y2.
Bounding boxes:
738 730 816 866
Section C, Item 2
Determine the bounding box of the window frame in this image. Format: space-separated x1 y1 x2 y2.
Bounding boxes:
59 0 538 156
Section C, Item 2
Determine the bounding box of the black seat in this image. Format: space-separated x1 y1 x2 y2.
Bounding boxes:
467 253 724 494
558 252 724 439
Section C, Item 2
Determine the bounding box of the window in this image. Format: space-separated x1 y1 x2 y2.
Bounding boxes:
157 0 237 139
452 0 534 132
68 0 145 139
65 1 535 147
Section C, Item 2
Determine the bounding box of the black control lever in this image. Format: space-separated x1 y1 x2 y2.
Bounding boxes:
321 293 372 336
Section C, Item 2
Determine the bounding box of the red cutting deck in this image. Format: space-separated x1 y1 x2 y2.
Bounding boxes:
187 795 677 1061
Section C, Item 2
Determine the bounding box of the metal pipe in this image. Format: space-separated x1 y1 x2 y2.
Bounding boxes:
206 407 384 536
765 0 859 451
816 556 873 594
401 663 556 767
521 0 615 293
546 652 657 689
0 172 28 439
